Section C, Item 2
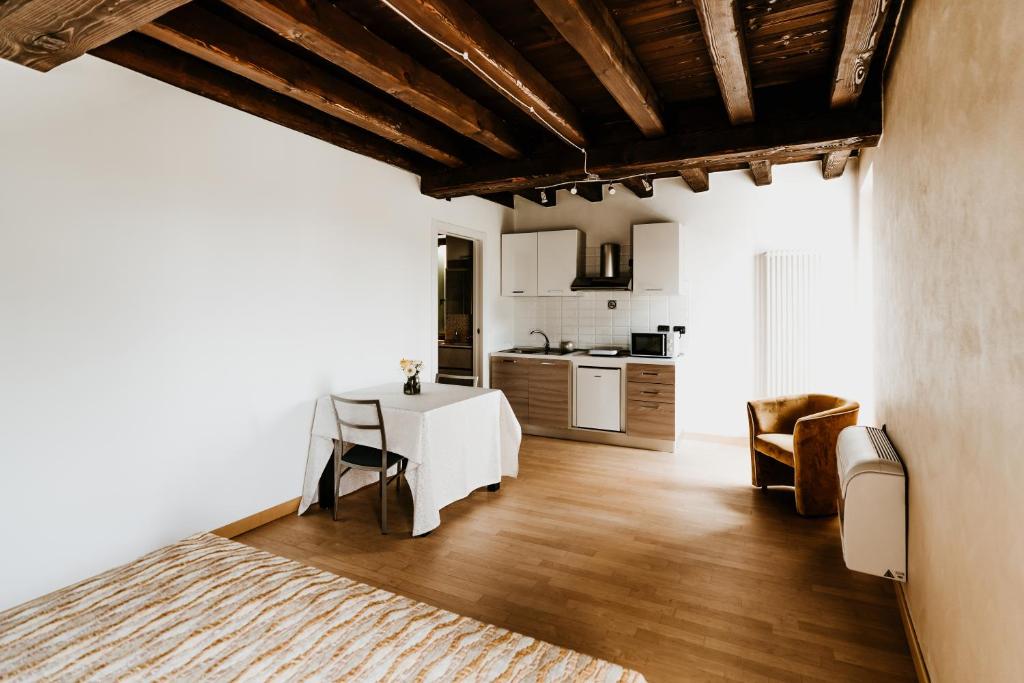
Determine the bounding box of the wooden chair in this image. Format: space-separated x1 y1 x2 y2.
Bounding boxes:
329 395 406 534
435 373 479 387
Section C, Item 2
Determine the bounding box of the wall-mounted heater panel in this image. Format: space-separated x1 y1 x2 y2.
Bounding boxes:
837 426 907 581
755 250 821 397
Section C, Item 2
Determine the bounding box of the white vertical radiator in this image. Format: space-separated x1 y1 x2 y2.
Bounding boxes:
755 251 821 397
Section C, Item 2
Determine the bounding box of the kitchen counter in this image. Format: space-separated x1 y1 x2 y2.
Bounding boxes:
490 349 683 452
438 341 473 349
490 350 682 366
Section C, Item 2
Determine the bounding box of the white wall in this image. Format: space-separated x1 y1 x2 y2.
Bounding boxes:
515 163 867 436
865 0 1024 678
0 56 512 610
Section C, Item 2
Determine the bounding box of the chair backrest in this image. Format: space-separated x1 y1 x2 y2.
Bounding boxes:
329 395 387 460
435 373 479 387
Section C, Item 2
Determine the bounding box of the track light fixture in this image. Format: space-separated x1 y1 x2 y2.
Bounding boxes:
570 184 578 195
608 184 616 195
540 189 548 204
641 177 652 192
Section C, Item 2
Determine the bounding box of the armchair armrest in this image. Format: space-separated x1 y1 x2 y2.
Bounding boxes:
747 394 812 436
791 400 859 515
793 401 860 448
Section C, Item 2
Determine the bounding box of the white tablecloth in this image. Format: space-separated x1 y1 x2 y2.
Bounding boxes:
300 383 521 535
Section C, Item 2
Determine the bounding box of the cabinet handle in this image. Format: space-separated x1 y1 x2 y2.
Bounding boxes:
502 359 517 364
547 289 562 293
645 288 663 292
512 290 524 294
638 403 660 409
640 371 659 376
540 361 558 365
641 390 659 395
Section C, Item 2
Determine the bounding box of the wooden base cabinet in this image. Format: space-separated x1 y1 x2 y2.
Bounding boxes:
528 360 570 429
490 357 570 429
491 357 529 423
492 355 680 450
626 362 680 440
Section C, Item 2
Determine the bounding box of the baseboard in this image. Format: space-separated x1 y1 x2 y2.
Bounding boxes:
895 583 931 683
681 432 747 446
525 425 676 452
212 497 300 539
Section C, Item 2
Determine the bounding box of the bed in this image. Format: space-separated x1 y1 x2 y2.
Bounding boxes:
0 533 644 682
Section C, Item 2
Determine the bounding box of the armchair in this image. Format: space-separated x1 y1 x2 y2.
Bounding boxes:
747 394 859 516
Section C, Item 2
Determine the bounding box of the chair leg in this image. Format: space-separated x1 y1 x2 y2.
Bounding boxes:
379 471 388 534
332 447 341 522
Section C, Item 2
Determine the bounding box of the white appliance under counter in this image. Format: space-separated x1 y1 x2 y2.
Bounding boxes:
575 366 622 431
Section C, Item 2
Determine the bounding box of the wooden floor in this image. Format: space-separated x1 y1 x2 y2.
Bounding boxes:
238 436 916 682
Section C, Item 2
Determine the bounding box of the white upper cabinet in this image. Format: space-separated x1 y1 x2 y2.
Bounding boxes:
501 232 538 296
537 229 583 296
632 222 683 295
502 229 583 297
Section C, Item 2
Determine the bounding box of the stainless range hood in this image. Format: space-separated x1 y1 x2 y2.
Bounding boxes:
570 274 632 291
571 242 632 291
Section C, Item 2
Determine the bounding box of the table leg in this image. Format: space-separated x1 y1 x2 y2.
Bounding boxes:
318 452 335 510
487 483 500 492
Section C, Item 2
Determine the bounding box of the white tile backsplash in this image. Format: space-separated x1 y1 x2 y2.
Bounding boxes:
512 290 688 350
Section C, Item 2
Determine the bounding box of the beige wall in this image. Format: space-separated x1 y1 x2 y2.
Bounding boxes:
865 1 1024 679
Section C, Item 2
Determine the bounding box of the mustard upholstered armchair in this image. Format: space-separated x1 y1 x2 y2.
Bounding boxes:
746 394 859 516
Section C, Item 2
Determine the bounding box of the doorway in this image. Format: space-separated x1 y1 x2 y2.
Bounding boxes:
436 233 478 383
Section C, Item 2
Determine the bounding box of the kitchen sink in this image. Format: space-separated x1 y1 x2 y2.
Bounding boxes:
501 347 546 354
500 347 576 355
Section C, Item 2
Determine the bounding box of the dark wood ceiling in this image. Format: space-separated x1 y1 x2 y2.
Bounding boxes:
1 0 904 204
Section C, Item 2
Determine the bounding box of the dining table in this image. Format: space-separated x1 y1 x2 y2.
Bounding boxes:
299 382 521 536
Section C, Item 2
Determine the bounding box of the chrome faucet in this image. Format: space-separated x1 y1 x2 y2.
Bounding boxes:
530 329 551 353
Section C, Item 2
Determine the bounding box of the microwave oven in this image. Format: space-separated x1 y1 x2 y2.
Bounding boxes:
631 330 681 358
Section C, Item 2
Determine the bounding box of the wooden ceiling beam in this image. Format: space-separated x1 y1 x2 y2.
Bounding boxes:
693 0 755 125
383 0 587 147
90 34 435 175
621 177 654 198
534 0 664 138
480 192 515 208
222 0 521 159
831 0 894 108
575 183 604 202
822 150 852 179
679 168 710 193
749 160 772 186
421 94 882 198
140 4 468 167
0 0 189 72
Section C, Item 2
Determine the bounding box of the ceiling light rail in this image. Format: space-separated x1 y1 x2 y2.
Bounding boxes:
379 0 584 157
379 0 591 172
377 1 661 200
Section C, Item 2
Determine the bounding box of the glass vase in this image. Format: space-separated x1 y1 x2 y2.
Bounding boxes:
403 374 421 395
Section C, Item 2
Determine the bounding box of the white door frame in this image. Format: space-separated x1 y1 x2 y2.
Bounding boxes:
430 220 485 384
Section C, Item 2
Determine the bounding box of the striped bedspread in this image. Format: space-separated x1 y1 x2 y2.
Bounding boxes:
0 533 644 682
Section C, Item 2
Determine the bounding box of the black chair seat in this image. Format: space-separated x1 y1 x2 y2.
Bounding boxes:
340 444 403 469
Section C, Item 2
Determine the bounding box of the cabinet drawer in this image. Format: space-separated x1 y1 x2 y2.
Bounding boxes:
626 381 674 404
627 400 676 440
627 363 675 385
